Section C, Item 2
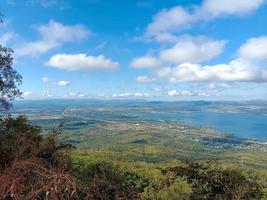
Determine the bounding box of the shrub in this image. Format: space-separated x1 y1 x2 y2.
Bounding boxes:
167 161 263 200
0 116 78 200
73 161 138 200
140 172 192 200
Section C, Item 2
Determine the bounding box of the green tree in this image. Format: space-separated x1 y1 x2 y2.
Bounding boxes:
167 161 263 200
141 172 192 200
0 14 22 111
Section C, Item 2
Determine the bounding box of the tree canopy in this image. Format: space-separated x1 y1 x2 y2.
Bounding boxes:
0 15 22 111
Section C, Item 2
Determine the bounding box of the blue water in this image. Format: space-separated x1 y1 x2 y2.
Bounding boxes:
12 100 267 141
139 111 267 141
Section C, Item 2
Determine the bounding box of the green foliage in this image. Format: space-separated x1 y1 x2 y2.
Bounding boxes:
124 171 151 193
72 160 138 200
0 116 78 199
0 115 42 169
0 116 266 199
167 161 263 200
141 173 192 200
0 42 22 111
71 150 267 199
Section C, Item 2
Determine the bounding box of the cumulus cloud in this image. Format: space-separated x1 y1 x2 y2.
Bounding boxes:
156 67 172 77
202 0 265 16
42 77 71 87
64 92 87 98
46 53 119 71
146 6 194 37
130 56 161 68
167 90 193 96
136 75 155 83
131 36 226 78
206 82 231 90
145 0 265 39
160 59 267 83
57 80 70 87
153 33 178 43
22 91 34 97
112 92 151 98
133 35 267 84
159 36 226 64
238 36 267 61
15 20 90 57
0 32 15 45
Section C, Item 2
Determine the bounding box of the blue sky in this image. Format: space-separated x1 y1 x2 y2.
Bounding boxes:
0 0 267 100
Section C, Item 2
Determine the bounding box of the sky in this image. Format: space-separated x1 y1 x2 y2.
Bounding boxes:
0 0 267 101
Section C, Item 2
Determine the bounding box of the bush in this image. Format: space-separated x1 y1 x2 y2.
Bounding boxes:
0 116 78 200
140 172 192 200
166 161 263 200
72 161 138 200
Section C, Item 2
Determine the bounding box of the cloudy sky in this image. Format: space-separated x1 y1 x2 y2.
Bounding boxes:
0 0 267 100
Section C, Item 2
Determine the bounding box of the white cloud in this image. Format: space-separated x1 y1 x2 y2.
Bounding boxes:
208 83 216 89
23 91 33 97
42 77 48 83
146 6 194 37
202 0 265 16
57 80 70 87
136 75 155 83
15 20 90 57
65 92 87 98
154 33 178 43
197 91 219 97
238 36 267 61
46 53 119 71
131 56 161 68
145 0 265 40
112 93 130 98
167 90 179 96
205 82 232 91
42 77 70 87
162 59 267 83
37 20 89 42
0 32 15 45
167 87 223 98
135 92 151 97
43 90 54 98
134 36 267 84
167 90 193 96
132 36 225 76
112 92 151 98
159 36 225 64
156 67 171 77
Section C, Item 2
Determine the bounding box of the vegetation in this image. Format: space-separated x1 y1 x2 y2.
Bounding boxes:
0 45 22 111
0 116 266 199
0 116 78 199
0 12 267 200
0 12 22 111
11 100 267 171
